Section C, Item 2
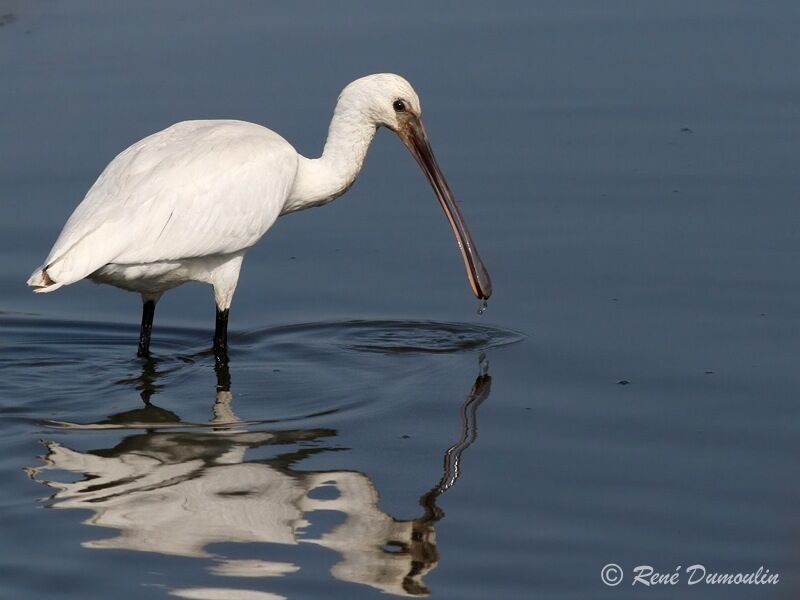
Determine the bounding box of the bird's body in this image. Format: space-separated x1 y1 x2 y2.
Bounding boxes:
28 74 491 358
30 120 298 303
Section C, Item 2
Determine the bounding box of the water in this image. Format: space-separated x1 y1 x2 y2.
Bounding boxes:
2 2 800 598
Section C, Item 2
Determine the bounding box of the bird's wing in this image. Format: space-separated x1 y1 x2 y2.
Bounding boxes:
40 121 298 286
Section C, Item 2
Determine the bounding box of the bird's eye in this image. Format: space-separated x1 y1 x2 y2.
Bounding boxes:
393 99 406 112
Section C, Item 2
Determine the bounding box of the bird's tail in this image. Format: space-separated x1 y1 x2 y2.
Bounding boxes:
27 266 65 293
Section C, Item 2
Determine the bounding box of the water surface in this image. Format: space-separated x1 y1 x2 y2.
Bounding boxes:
1 2 800 598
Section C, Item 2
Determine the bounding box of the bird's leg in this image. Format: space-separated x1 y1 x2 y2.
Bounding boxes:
137 299 157 358
213 307 230 363
214 350 231 392
207 248 236 424
210 253 243 362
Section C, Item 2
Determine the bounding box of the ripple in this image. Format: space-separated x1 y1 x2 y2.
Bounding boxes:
0 315 523 430
0 315 206 352
1 315 523 357
243 319 525 355
335 320 523 354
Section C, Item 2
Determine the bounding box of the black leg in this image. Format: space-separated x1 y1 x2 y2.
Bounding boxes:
213 307 229 363
137 300 156 358
214 354 231 392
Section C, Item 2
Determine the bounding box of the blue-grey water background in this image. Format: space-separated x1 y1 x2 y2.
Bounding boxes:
1 1 800 598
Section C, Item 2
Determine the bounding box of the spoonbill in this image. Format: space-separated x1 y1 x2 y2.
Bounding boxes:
27 74 492 358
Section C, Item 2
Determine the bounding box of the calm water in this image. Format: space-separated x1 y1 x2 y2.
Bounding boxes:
2 2 800 598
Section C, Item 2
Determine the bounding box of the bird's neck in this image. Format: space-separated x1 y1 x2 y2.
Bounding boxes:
284 106 377 214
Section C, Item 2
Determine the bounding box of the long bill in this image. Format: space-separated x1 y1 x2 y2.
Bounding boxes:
399 117 493 300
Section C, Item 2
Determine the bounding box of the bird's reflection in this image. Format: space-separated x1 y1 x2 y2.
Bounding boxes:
31 354 492 598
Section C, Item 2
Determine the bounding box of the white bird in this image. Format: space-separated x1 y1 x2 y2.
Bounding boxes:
27 74 492 359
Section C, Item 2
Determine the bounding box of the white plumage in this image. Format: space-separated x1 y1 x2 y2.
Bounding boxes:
29 121 296 298
27 73 491 357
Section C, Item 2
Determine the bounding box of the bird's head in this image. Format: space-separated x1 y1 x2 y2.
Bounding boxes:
338 73 422 131
338 74 492 301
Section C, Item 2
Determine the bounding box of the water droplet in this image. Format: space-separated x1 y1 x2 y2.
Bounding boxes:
477 299 488 316
478 351 489 376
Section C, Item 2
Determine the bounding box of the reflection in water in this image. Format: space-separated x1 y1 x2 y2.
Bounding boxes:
31 355 492 598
